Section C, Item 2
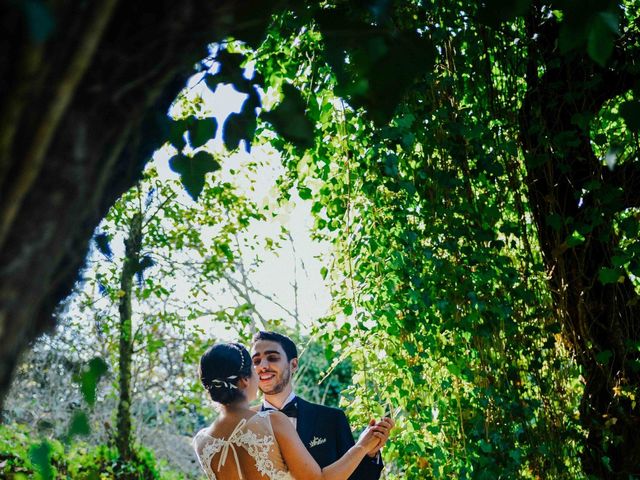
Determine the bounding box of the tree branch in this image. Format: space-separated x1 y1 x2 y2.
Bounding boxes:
0 0 120 250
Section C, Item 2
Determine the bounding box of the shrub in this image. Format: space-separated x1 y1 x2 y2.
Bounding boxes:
0 424 183 479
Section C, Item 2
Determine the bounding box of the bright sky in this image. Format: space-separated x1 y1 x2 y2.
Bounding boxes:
152 76 332 340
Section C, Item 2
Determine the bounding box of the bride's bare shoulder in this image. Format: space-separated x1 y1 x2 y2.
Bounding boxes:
193 422 218 442
264 411 293 431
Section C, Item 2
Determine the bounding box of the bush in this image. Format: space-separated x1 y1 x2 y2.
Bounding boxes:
0 423 67 479
0 424 183 479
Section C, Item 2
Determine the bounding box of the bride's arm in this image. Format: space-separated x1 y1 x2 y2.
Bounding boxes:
271 412 382 480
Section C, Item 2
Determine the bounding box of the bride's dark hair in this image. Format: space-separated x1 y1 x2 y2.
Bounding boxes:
199 342 252 404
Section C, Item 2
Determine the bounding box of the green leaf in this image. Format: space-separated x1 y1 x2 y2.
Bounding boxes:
168 119 187 151
598 267 622 285
79 357 108 406
361 32 436 124
316 10 435 124
29 441 53 480
169 151 221 201
546 213 563 231
67 410 91 439
94 232 112 259
261 84 315 149
566 230 585 247
298 186 312 200
597 11 620 35
147 337 165 353
611 255 628 268
223 108 257 152
479 439 493 453
588 14 616 66
595 350 613 365
188 117 218 149
619 100 640 133
447 363 462 377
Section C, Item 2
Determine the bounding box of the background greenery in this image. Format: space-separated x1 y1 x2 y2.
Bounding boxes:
2 0 640 478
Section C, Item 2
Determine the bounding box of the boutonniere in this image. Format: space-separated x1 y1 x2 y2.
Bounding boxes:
309 436 327 448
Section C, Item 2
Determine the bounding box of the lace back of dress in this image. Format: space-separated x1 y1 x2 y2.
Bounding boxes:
245 412 290 479
193 412 292 480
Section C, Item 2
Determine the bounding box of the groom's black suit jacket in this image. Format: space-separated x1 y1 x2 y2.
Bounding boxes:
295 397 383 480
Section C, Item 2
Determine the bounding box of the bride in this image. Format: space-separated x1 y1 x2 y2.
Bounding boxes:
193 342 385 480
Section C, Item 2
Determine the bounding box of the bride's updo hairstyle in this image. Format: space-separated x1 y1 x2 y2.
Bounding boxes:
199 342 252 404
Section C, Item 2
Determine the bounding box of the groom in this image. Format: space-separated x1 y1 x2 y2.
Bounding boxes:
251 331 393 479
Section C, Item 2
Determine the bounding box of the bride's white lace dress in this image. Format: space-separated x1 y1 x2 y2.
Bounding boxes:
193 411 294 480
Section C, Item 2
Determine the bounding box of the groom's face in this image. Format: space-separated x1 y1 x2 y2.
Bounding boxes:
251 340 297 396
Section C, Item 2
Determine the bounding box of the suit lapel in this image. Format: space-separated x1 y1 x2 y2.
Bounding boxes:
295 397 316 448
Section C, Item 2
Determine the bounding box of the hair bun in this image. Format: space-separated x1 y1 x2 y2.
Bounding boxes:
206 378 239 404
199 343 252 405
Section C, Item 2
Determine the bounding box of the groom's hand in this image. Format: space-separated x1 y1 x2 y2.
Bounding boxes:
366 417 395 457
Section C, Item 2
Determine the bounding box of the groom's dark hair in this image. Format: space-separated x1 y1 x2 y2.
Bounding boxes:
252 331 298 361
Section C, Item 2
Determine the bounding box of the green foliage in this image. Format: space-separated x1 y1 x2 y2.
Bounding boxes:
222 104 258 152
316 7 436 125
0 424 62 479
67 411 91 441
587 11 619 66
0 424 184 480
29 441 55 480
619 100 640 133
76 357 109 407
262 83 315 149
558 1 621 66
169 151 221 201
187 117 218 149
245 5 599 477
66 444 181 480
296 341 353 408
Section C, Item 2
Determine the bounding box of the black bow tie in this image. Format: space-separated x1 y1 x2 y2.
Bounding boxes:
263 400 298 418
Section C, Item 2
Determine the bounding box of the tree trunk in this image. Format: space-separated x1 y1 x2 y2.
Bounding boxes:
115 212 142 461
520 15 640 477
0 0 278 412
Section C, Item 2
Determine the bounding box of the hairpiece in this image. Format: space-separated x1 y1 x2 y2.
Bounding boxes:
208 378 238 390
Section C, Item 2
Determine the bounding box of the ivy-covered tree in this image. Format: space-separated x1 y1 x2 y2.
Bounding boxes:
312 3 638 478
220 1 640 477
